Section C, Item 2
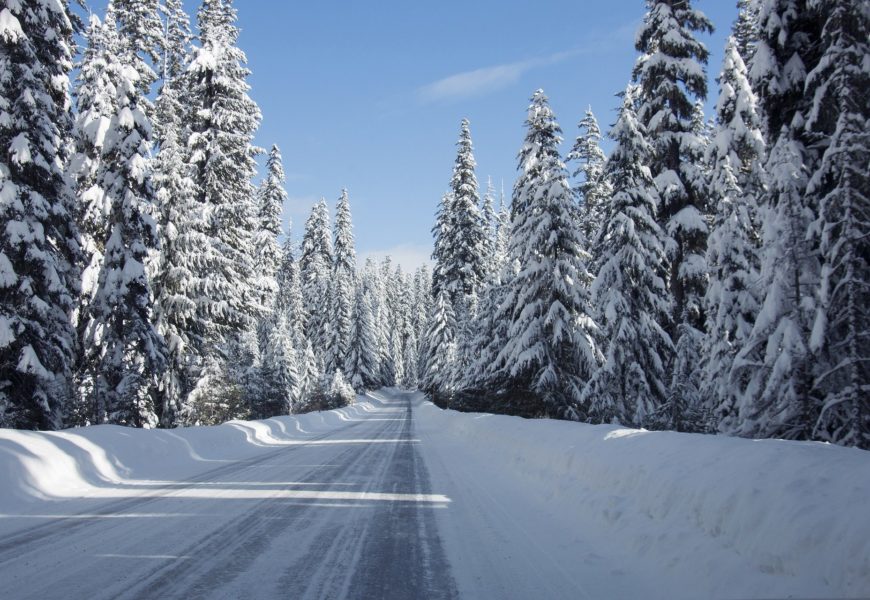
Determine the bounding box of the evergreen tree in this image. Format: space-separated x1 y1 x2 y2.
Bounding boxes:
184 0 262 386
113 0 162 95
80 14 166 427
702 36 765 433
582 87 673 427
633 0 713 427
260 314 298 417
253 144 286 349
344 282 379 392
275 230 306 345
432 118 487 313
804 1 870 449
153 0 191 149
734 0 825 441
480 177 498 282
299 198 332 365
0 0 82 429
733 0 759 62
494 90 599 419
151 83 203 428
327 189 356 373
567 107 612 245
421 290 456 404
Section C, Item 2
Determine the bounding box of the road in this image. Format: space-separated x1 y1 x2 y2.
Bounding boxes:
0 391 458 600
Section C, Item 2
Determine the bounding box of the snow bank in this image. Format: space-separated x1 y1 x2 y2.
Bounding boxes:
415 395 870 599
0 397 380 514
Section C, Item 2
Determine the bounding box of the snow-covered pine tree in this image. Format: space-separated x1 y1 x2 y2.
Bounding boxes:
70 14 115 330
494 90 599 419
421 289 456 405
431 118 487 327
733 0 759 62
183 0 262 391
296 338 320 411
465 187 513 399
702 36 765 433
260 313 298 418
253 145 286 349
327 189 356 373
581 87 673 427
113 0 162 118
344 281 379 392
275 230 306 345
567 107 612 245
400 274 419 390
411 265 432 382
151 81 204 427
804 1 870 449
748 0 823 140
381 258 403 386
80 13 166 427
0 0 82 429
733 0 825 441
480 177 498 282
155 0 191 136
430 191 453 302
299 198 332 367
633 0 713 428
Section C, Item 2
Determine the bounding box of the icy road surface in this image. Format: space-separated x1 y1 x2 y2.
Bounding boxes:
0 392 457 600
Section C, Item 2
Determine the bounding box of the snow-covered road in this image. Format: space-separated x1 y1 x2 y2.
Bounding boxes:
1 388 868 599
0 391 456 599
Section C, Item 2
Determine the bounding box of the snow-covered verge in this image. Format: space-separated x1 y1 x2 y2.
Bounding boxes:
415 394 870 599
0 398 377 516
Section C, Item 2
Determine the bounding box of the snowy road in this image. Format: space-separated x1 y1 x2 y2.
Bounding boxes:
3 389 868 599
0 392 457 600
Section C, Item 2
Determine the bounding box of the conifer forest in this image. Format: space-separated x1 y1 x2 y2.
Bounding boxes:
1 0 868 452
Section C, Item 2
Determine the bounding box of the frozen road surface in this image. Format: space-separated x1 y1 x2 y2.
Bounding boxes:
0 391 457 599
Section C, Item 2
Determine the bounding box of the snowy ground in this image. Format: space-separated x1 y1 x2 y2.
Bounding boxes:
1 389 868 599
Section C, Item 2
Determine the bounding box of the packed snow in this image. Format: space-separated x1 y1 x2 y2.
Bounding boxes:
1 388 868 599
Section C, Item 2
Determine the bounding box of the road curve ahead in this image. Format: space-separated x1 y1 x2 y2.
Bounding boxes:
0 390 457 600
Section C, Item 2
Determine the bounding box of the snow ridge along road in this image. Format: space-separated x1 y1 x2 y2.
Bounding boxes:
0 391 457 600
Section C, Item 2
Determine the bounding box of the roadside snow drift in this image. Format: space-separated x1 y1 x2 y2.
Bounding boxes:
0 398 380 514
414 394 870 600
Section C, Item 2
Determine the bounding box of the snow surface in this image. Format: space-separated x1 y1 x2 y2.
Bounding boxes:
1 389 868 599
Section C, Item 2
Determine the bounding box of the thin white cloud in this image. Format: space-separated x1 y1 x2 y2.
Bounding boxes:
416 48 582 104
358 244 433 273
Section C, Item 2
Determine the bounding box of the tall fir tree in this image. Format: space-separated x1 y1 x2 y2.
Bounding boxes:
0 0 82 429
733 0 759 62
184 0 262 388
432 118 487 315
566 107 612 245
344 282 379 392
80 14 166 427
803 1 870 448
702 36 765 433
253 145 286 346
494 90 599 419
582 87 673 426
113 0 162 119
633 0 713 428
327 189 356 373
299 198 332 366
421 289 456 404
734 0 825 441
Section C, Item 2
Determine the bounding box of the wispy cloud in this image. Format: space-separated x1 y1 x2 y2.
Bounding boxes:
416 49 582 104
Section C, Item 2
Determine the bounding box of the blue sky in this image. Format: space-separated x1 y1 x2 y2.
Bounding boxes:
90 1 738 270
